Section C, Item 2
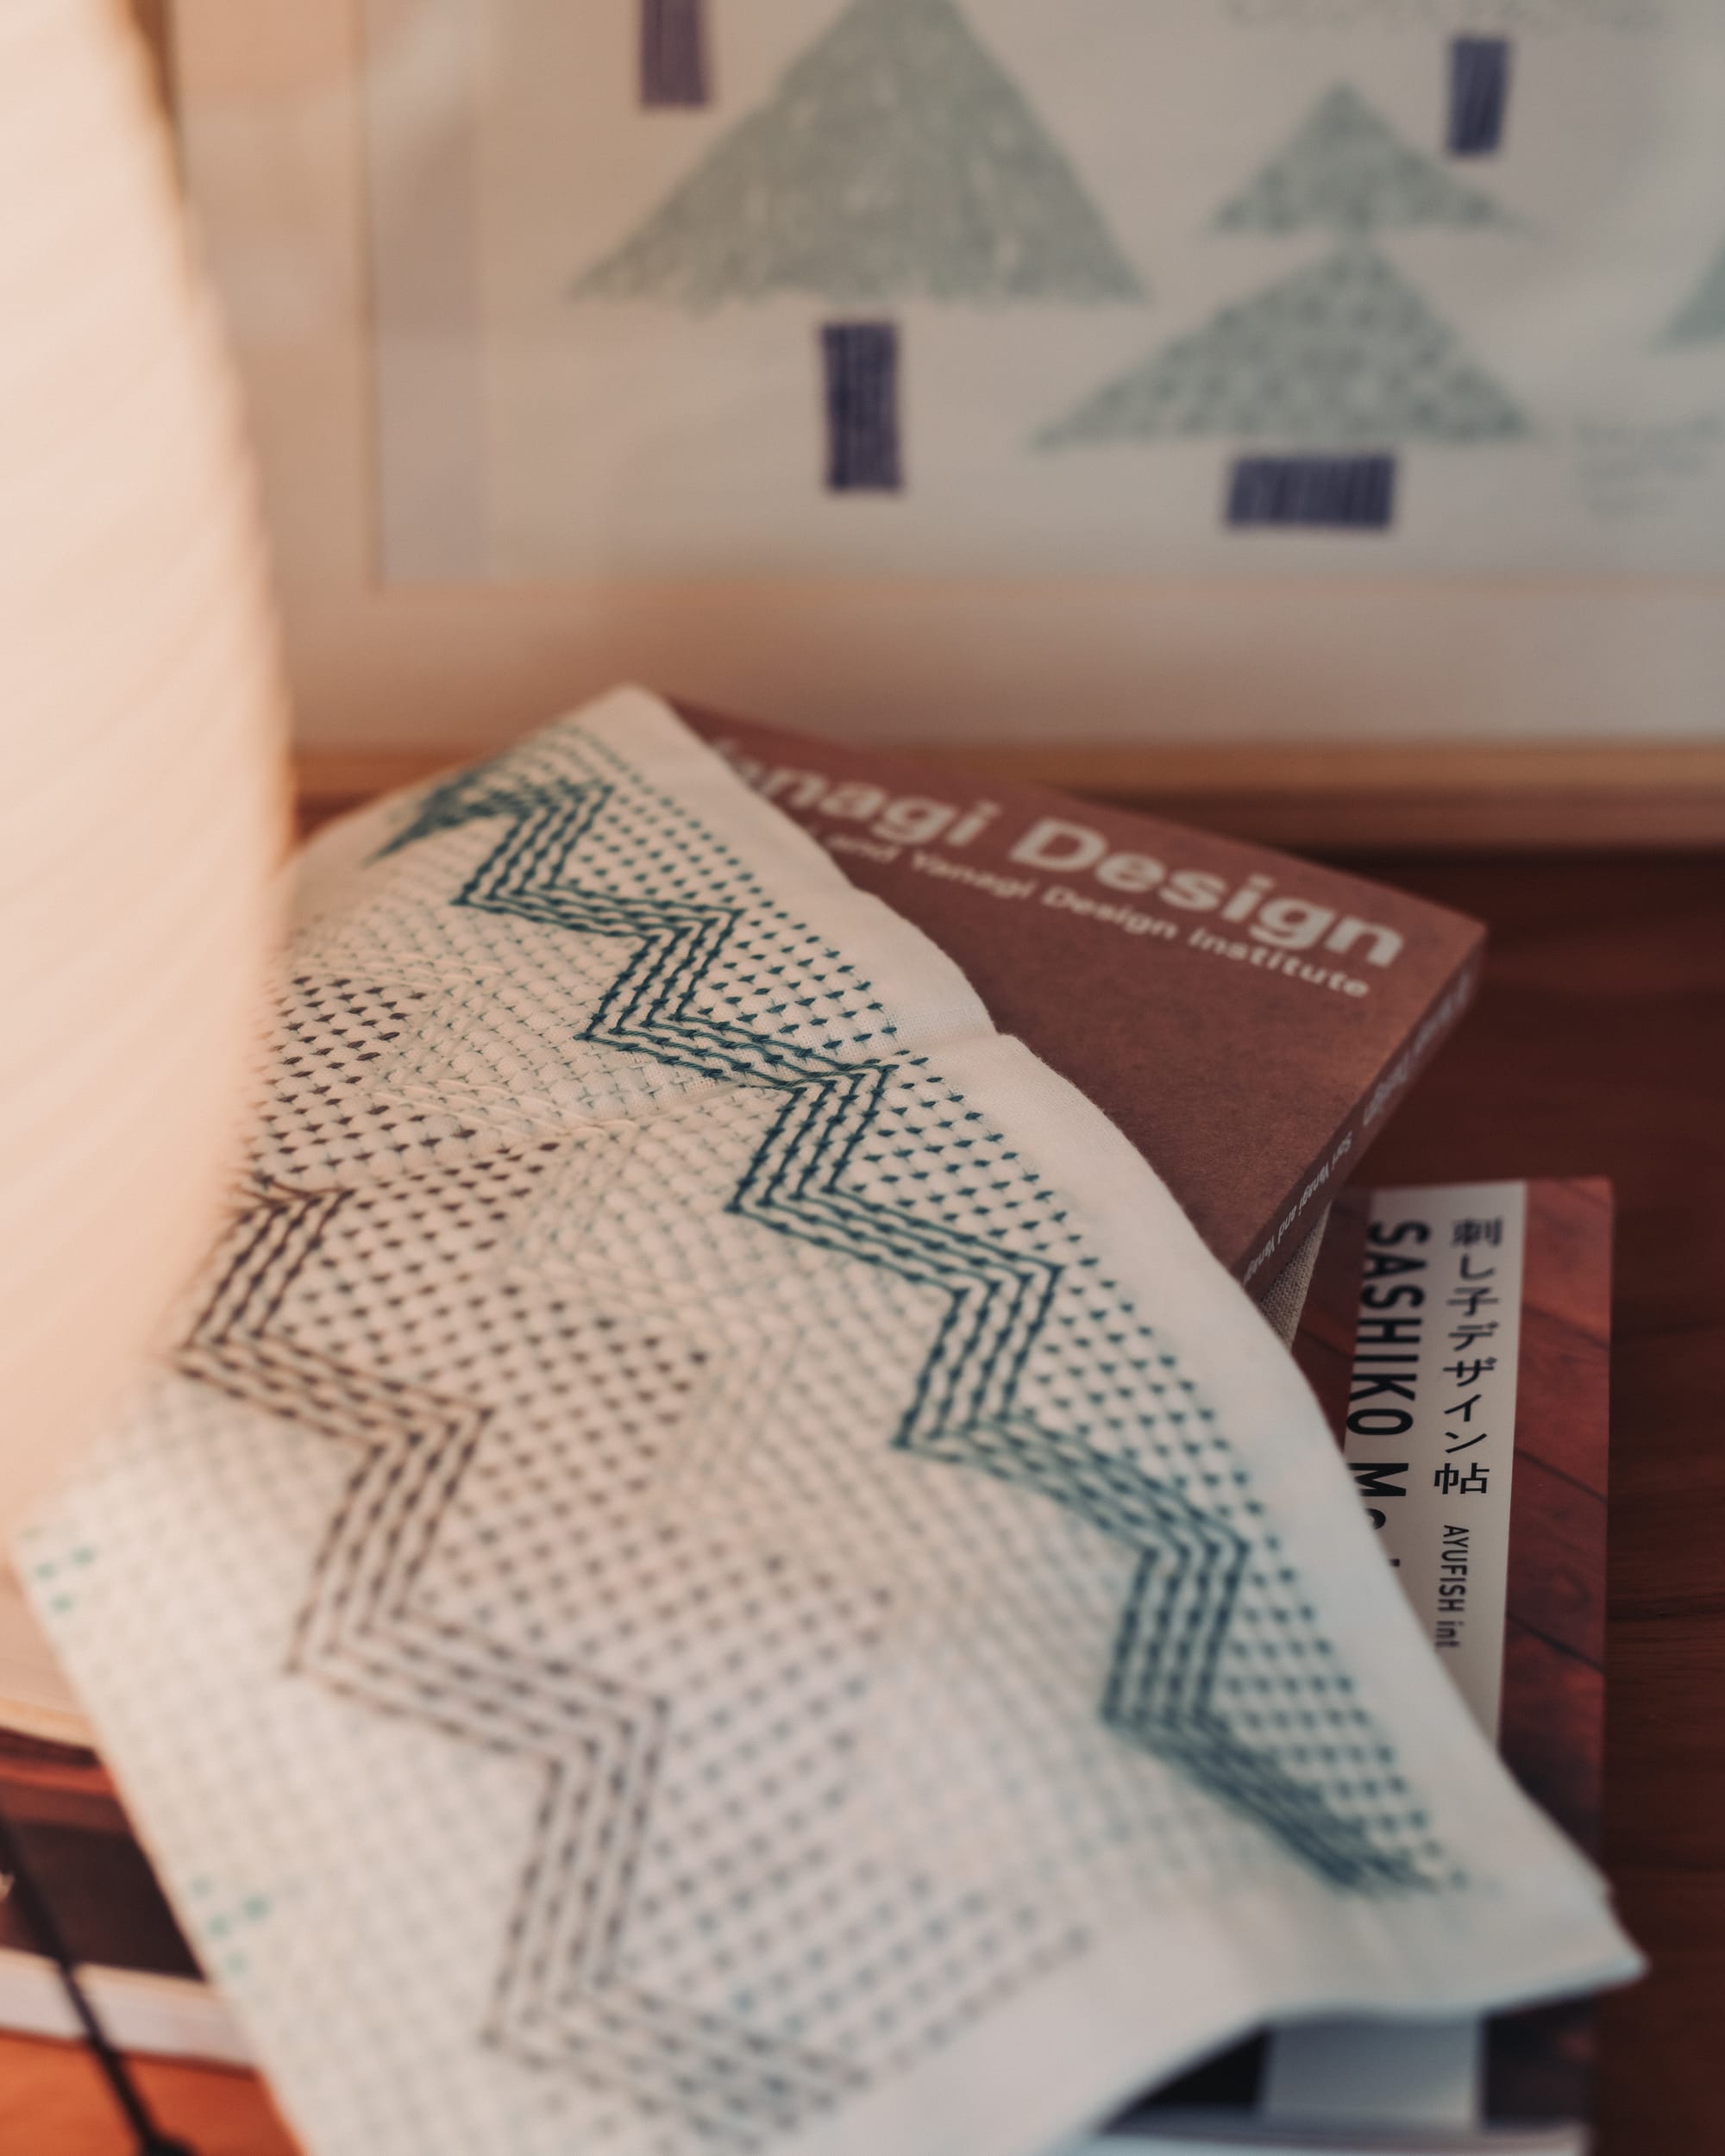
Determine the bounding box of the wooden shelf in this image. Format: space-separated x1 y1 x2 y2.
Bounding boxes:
297 737 1725 852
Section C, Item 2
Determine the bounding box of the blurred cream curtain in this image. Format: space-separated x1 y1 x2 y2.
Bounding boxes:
0 0 285 1532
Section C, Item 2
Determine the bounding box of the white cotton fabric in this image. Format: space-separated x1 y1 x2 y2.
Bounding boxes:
22 693 1637 2156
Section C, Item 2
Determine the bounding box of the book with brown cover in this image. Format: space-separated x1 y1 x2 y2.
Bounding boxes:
1120 1175 1615 2153
681 711 1484 1293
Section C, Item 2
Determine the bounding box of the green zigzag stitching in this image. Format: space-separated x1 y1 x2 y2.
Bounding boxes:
377 761 1438 1894
179 1181 854 2134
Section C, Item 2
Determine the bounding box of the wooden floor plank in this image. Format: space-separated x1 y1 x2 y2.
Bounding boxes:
0 2031 298 2154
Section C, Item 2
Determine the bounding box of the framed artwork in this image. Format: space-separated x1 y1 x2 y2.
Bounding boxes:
169 1 1725 836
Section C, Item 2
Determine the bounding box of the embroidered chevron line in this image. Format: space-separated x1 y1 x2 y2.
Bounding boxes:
179 1184 856 2136
923 1419 1405 1885
371 760 1433 1894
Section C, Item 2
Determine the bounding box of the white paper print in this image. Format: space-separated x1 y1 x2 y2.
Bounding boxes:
359 0 1725 580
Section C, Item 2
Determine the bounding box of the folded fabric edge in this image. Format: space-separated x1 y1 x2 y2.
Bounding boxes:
776 1840 1639 2156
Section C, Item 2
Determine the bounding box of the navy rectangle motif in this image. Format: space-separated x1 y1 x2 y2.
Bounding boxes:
822 322 903 493
640 0 710 109
1226 455 1397 531
1448 38 1511 157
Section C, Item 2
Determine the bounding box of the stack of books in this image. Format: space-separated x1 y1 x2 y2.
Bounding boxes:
0 718 1615 2154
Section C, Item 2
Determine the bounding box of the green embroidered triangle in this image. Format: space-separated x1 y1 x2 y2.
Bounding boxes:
573 0 1144 309
1214 81 1515 237
1038 242 1527 449
1664 237 1725 345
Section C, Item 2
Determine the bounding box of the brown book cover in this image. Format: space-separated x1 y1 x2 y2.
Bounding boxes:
0 1734 192 1977
1125 1175 1614 2151
681 711 1485 1292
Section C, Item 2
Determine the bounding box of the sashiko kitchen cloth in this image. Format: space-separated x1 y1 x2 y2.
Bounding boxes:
20 692 1638 2156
